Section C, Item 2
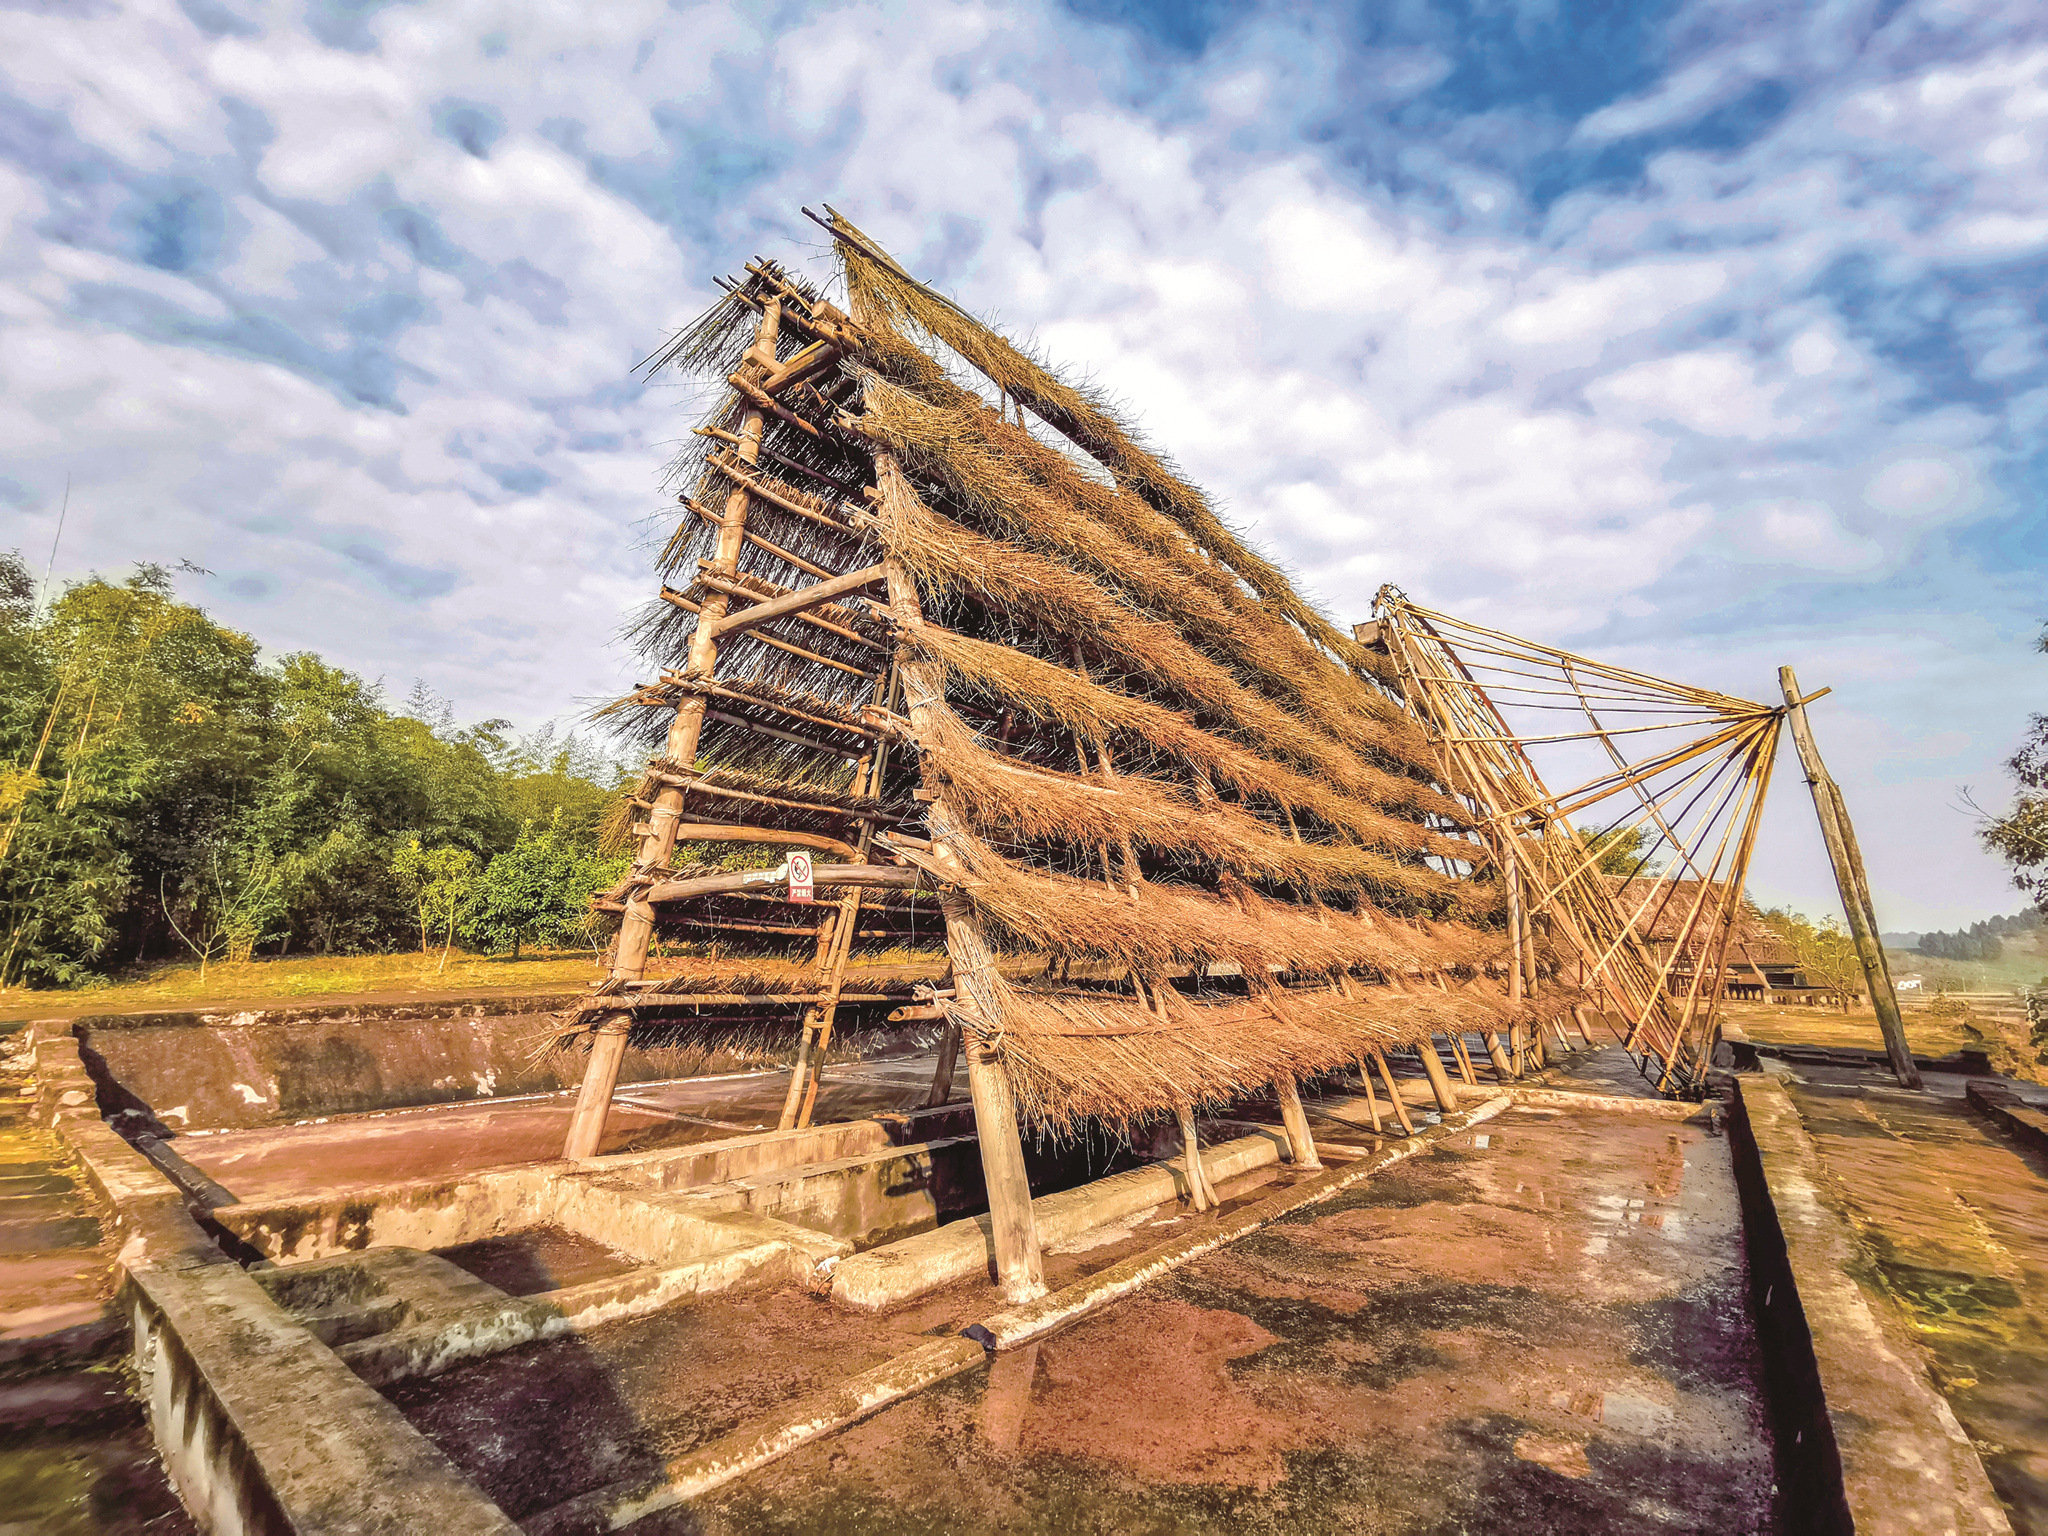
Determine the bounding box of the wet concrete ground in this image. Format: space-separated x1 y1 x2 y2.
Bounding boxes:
385 1052 1780 1534
1773 1059 2048 1534
176 1055 964 1203
0 1053 192 1534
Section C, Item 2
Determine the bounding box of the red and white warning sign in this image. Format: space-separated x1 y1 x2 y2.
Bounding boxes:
787 851 814 904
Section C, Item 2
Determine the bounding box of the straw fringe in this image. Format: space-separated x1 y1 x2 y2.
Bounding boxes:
914 691 1466 898
875 463 1463 824
853 366 1431 765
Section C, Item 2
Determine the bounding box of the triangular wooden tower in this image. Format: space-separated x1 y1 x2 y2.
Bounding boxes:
560 210 1582 1299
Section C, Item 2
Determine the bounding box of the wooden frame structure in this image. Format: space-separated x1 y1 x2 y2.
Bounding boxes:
556 212 1590 1296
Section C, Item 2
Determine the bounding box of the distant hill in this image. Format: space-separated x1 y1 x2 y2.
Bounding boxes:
1882 932 1922 950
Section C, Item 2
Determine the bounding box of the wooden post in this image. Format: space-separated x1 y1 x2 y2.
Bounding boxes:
1416 1038 1459 1113
1447 1033 1478 1084
1351 1062 1384 1134
562 299 782 1161
1273 1074 1322 1170
1480 1028 1515 1082
1506 860 1525 1008
1367 1046 1415 1134
1571 1006 1597 1046
1779 666 1921 1090
1176 1103 1216 1210
926 1019 962 1107
562 1016 630 1159
964 1029 1047 1301
881 510 1046 1298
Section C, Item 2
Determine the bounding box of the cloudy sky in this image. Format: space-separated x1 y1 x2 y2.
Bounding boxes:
4 0 2044 929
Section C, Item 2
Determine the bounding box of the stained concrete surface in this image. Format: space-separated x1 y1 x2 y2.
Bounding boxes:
0 1051 192 1535
175 1058 964 1204
383 1056 1776 1535
1774 1061 2048 1533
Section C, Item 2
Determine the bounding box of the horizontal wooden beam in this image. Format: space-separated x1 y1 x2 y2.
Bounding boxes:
667 823 862 861
706 450 862 535
699 570 886 653
710 563 887 643
643 862 926 905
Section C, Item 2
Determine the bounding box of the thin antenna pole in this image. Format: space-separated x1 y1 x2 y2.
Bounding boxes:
41 473 70 609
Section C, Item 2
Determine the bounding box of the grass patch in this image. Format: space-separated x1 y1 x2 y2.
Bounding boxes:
0 949 606 1017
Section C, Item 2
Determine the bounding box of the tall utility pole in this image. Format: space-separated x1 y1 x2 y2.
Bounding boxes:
1779 667 1922 1089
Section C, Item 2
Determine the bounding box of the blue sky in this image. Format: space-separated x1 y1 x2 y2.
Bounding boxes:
2 0 2044 928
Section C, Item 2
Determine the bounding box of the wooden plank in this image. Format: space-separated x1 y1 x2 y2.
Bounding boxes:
658 587 878 679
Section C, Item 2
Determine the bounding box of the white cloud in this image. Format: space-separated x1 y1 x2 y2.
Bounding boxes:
0 0 2043 925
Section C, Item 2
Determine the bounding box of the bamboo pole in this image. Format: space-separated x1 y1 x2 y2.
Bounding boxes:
563 298 782 1161
1273 1074 1322 1170
1415 1039 1459 1113
1779 666 1920 1089
1479 1029 1515 1081
926 1020 962 1107
1176 1103 1217 1210
1366 1046 1415 1134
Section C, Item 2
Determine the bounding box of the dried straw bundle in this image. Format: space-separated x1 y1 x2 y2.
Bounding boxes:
833 214 1386 675
913 687 1464 898
876 462 1461 823
859 373 1431 766
942 823 1502 979
910 624 1467 832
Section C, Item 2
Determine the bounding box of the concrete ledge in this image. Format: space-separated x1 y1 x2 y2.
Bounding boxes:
336 1239 793 1386
1503 1086 1712 1119
829 1126 1292 1312
129 1248 520 1533
1729 1076 2011 1536
1964 1079 2048 1160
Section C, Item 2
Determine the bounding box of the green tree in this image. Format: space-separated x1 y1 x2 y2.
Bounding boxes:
1759 907 1862 1010
465 815 623 959
1576 823 1662 876
390 839 480 971
0 560 624 989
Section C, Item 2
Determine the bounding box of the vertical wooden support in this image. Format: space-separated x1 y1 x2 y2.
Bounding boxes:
1505 859 1526 1009
563 1016 630 1160
563 300 782 1161
926 1019 962 1107
879 498 1046 1299
1273 1074 1322 1170
1352 1062 1384 1134
1448 1033 1478 1085
1480 1029 1515 1082
1779 666 1921 1090
1417 1038 1459 1113
964 1025 1047 1302
1367 1046 1415 1134
1571 1006 1597 1046
1176 1103 1216 1210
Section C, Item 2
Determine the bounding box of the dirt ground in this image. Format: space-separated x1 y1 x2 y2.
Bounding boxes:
1728 998 2047 1086
385 1055 1779 1535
